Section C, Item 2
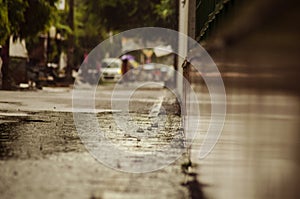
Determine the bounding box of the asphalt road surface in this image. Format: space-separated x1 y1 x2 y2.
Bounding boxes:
0 81 299 199
0 84 190 199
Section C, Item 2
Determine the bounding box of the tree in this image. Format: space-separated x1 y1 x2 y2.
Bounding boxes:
74 0 178 51
0 0 58 89
66 0 74 81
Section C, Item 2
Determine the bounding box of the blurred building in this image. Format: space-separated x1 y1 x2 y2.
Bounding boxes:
8 36 28 86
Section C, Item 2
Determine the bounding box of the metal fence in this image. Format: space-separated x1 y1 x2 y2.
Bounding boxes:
195 0 234 42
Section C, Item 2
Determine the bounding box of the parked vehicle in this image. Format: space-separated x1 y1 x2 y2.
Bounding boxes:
136 63 174 82
101 58 122 82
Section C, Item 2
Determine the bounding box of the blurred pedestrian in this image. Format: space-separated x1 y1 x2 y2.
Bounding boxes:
121 57 129 82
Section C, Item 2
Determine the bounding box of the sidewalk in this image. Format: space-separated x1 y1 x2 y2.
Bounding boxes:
188 83 300 199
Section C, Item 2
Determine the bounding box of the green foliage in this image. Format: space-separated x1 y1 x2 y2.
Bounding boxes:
0 0 177 47
0 0 10 44
74 0 177 51
21 0 54 37
155 0 177 24
89 0 177 30
0 0 58 45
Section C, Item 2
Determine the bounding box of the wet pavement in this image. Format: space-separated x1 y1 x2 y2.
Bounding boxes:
190 85 300 199
0 84 192 199
0 80 299 199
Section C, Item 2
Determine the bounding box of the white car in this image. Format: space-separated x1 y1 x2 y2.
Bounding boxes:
101 58 122 82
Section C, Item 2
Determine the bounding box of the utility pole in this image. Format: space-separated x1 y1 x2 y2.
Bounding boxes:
177 0 188 98
177 0 195 97
178 0 196 161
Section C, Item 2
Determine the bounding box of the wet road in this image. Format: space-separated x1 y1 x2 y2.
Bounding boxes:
0 82 299 199
0 85 190 199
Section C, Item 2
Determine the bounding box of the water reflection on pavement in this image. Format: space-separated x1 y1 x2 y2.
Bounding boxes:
0 85 191 199
191 86 300 199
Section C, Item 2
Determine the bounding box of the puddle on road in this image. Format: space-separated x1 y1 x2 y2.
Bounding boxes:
0 112 29 117
0 101 23 106
96 112 184 153
0 112 84 160
0 110 184 162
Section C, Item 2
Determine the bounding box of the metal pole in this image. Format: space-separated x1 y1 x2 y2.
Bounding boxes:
177 0 189 99
178 0 196 99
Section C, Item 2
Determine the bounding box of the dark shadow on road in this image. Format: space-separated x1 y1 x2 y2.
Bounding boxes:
182 173 206 199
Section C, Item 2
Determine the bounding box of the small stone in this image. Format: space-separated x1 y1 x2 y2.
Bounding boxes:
159 110 166 115
147 126 152 131
137 128 144 133
151 122 158 128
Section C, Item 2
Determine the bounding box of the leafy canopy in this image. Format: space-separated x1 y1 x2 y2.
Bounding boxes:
0 0 57 44
75 0 177 48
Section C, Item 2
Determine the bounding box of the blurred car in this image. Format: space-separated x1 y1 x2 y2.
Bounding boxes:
136 63 174 82
101 58 122 82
